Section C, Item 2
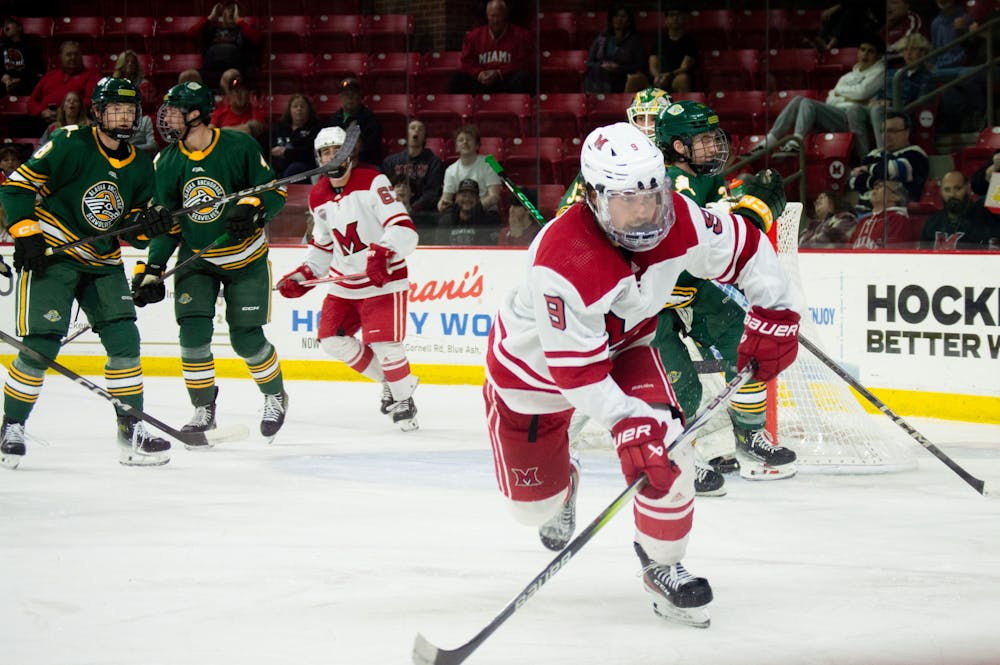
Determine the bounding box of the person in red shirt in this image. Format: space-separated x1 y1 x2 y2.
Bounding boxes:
849 179 918 248
209 68 264 138
449 0 535 94
27 40 101 129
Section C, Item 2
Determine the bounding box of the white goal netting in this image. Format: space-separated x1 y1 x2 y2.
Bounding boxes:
572 202 917 474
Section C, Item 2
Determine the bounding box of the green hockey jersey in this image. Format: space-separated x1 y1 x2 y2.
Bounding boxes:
0 125 154 273
149 128 286 270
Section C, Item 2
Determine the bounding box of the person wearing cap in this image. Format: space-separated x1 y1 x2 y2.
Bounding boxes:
210 68 265 138
437 177 500 245
497 187 540 246
1 15 45 95
327 76 382 166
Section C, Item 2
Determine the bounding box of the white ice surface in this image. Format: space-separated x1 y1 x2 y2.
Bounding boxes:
2 377 998 665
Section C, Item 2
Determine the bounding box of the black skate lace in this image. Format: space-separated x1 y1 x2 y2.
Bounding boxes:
262 394 284 421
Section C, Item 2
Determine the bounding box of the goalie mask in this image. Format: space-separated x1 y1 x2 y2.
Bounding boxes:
314 126 356 186
580 123 675 252
157 81 215 143
654 100 730 176
626 87 672 138
91 77 141 142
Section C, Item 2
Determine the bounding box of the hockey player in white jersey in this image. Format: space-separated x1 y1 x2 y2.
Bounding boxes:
276 126 420 431
483 122 803 627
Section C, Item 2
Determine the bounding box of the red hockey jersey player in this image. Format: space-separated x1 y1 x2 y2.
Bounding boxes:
276 126 420 431
484 122 804 627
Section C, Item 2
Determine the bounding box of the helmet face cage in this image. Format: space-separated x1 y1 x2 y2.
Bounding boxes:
91 77 141 141
655 101 731 175
157 82 214 143
580 122 676 252
313 126 353 183
626 88 672 138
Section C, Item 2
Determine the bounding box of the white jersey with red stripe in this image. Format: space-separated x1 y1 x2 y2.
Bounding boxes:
304 166 418 299
485 193 804 430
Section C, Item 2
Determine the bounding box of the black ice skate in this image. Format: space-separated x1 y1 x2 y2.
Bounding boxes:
1 417 27 470
261 391 288 442
733 424 797 480
634 541 712 628
379 382 394 414
117 416 170 466
708 454 740 474
538 459 579 551
390 397 419 432
182 387 218 449
694 462 726 497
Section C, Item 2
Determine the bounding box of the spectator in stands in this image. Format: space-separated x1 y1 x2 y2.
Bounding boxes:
931 0 982 133
583 6 648 94
389 172 413 214
195 2 260 91
437 178 500 245
497 188 540 246
648 6 697 95
270 93 320 178
849 111 928 207
327 77 382 166
178 69 203 85
799 189 858 247
881 0 925 67
849 179 916 248
112 50 157 114
1 16 44 95
920 170 992 249
812 1 880 51
750 38 885 159
450 0 535 95
38 90 88 146
27 41 102 133
0 145 20 183
931 0 972 71
438 124 501 213
971 149 1000 197
869 33 932 150
381 119 444 227
210 69 264 138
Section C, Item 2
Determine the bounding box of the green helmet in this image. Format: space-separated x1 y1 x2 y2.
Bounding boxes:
90 76 141 141
157 81 215 142
654 100 731 176
626 88 672 137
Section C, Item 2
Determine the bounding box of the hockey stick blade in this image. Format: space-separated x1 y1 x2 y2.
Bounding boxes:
184 423 252 449
411 365 755 665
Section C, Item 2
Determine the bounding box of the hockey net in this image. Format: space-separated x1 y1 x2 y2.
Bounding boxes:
573 203 917 474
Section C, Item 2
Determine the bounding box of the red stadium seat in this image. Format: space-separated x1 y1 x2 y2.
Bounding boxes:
153 16 203 54
634 10 662 43
369 93 413 146
537 183 569 220
709 90 768 136
908 98 941 156
539 50 587 93
814 47 858 91
150 52 202 90
478 136 506 162
51 16 104 54
731 9 790 51
953 126 1000 179
418 51 462 94
700 49 760 91
471 94 532 137
672 91 708 105
787 8 823 34
575 12 607 50
264 93 296 123
360 14 415 53
685 9 734 48
18 17 53 39
104 16 156 54
504 137 564 185
764 49 820 91
310 52 368 95
768 89 822 116
805 132 854 200
908 178 941 217
263 15 309 53
366 52 421 95
537 93 588 139
583 92 631 134
424 136 449 160
538 12 577 51
413 93 472 140
0 96 31 138
260 53 313 94
308 14 363 53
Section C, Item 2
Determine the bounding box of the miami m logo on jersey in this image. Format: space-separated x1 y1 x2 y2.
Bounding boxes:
332 221 367 255
511 467 542 487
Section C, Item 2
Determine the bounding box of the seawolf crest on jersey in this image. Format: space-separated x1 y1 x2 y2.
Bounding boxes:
183 177 226 223
81 181 125 230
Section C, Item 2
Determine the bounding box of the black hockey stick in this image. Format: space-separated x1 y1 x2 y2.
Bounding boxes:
0 328 248 448
60 324 91 346
46 125 362 257
412 363 757 665
484 154 546 226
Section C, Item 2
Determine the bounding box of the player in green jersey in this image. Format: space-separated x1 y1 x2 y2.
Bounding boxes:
0 77 175 469
653 100 798 487
131 81 289 442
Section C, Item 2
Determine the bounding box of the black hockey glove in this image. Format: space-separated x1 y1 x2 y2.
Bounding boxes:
136 204 174 239
131 262 166 308
10 219 49 277
732 168 787 233
225 196 267 242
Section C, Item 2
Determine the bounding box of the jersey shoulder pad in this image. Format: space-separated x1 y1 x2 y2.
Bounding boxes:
343 166 382 194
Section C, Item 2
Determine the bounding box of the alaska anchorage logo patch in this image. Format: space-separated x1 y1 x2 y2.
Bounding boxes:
81 181 125 230
183 177 226 223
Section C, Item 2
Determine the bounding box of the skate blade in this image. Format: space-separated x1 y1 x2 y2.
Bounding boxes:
652 599 711 628
119 451 170 467
184 424 250 450
1 453 23 470
695 486 728 497
737 457 797 481
396 418 419 432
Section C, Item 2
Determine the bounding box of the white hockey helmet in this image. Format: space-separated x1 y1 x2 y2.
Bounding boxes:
314 126 354 184
580 122 674 252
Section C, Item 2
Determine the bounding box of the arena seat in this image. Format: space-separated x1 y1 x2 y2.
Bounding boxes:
418 51 462 95
310 52 368 95
537 93 587 139
153 16 203 54
360 14 415 53
104 16 156 54
539 50 587 93
51 16 104 55
308 14 363 53
471 94 532 137
413 94 472 140
732 9 790 51
805 132 855 201
700 49 760 91
764 49 820 91
365 52 421 95
263 15 309 53
709 90 768 136
537 12 577 50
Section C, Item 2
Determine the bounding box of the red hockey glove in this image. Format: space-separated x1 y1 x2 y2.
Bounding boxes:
365 243 393 287
738 305 801 381
276 264 318 298
611 416 682 499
